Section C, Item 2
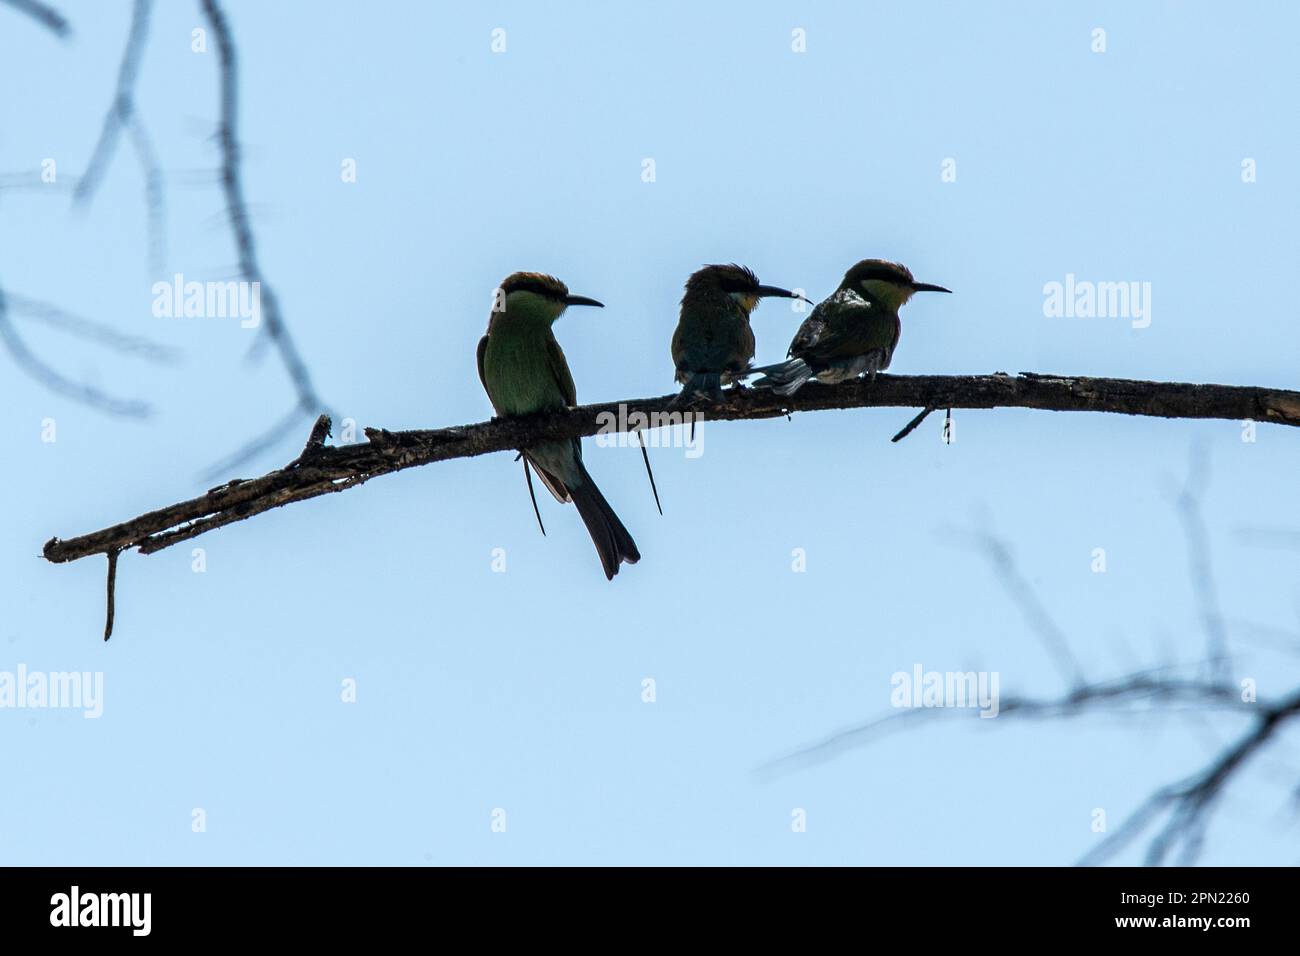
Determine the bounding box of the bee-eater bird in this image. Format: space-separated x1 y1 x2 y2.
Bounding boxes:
752 259 950 396
477 272 640 580
670 264 809 406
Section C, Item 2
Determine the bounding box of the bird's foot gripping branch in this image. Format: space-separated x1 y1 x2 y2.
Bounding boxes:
42 374 1300 640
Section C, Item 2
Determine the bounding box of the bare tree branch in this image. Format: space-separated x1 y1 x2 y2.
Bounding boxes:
762 449 1300 865
759 666 1242 778
125 112 167 274
42 372 1300 566
73 0 153 207
198 0 330 471
3 291 179 362
1080 688 1300 866
0 286 152 417
962 529 1085 689
1 0 69 37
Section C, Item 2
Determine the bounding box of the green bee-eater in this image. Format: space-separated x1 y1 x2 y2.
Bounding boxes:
753 259 950 395
477 272 640 580
669 264 808 405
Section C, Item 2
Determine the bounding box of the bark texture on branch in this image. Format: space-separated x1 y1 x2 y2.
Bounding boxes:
42 372 1300 566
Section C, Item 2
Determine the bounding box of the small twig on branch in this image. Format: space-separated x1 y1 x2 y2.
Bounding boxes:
891 406 934 442
104 549 120 641
42 372 1300 568
1 0 69 37
297 414 332 460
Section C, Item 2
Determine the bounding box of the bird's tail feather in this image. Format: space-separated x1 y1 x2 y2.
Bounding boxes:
669 372 723 409
750 358 815 396
570 464 640 580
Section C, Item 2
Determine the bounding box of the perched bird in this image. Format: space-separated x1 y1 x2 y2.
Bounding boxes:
477 272 640 580
670 264 809 405
752 259 951 396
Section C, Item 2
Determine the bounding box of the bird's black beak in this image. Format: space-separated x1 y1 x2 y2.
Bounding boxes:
755 285 813 305
910 282 952 294
563 294 605 308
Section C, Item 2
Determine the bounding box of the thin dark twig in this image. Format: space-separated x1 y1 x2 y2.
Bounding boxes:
1 0 69 37
104 549 120 641
73 0 153 207
891 406 934 442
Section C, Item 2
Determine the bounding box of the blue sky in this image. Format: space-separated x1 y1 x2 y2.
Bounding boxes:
1 0 1297 865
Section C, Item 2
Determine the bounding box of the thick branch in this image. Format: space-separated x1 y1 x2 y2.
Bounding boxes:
42 372 1300 564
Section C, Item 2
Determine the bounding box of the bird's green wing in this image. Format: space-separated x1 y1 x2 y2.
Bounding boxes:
476 333 490 394
546 333 578 407
788 311 828 357
794 298 897 363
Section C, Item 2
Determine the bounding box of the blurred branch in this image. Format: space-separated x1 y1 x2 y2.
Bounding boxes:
760 666 1242 776
0 286 152 417
1 1 168 415
764 449 1300 865
1 0 69 37
4 291 179 362
126 112 167 274
1079 688 1300 866
42 372 1300 567
964 529 1085 689
73 0 153 207
198 0 330 472
1174 444 1230 681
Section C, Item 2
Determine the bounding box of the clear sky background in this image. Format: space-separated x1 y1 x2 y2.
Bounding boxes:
2 1 1297 865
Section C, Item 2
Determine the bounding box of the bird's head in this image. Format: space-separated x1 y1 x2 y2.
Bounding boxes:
496 272 604 323
682 263 810 315
839 259 951 312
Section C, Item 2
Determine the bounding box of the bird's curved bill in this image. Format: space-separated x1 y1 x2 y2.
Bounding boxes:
755 285 813 304
910 282 952 294
564 294 605 308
